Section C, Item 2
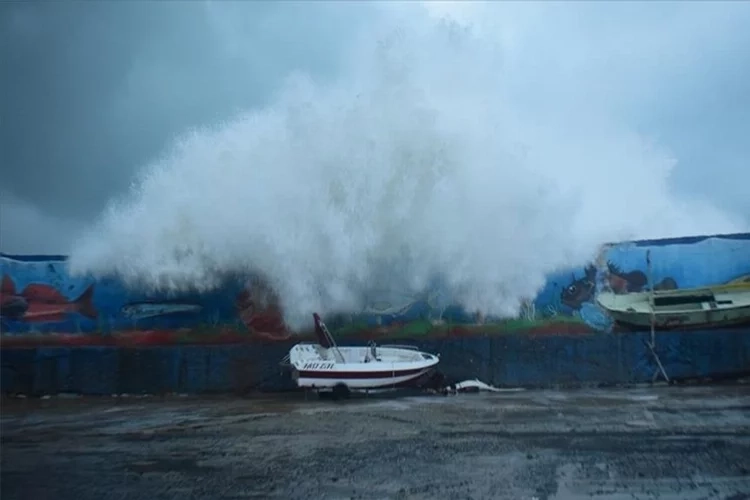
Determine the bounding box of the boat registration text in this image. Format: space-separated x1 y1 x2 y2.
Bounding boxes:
302 362 336 370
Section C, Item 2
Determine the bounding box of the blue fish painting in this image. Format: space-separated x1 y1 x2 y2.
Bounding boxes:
120 302 203 321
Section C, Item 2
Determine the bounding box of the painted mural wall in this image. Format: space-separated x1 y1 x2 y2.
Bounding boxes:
1 232 749 344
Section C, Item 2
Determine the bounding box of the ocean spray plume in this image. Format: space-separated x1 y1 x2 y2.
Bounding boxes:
67 7 743 330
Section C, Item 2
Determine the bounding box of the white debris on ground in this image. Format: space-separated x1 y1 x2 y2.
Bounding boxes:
454 379 525 393
427 378 526 395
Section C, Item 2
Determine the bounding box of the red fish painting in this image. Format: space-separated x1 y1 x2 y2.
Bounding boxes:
235 282 291 341
0 275 97 323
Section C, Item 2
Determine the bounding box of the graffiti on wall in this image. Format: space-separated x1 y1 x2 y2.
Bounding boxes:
1 232 749 343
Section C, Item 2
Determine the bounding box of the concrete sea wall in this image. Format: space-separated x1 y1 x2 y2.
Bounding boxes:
1 232 749 395
2 328 749 395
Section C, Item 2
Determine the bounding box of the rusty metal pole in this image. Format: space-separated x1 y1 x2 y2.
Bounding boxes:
647 249 670 383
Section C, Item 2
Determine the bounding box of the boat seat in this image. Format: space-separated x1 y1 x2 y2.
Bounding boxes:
364 341 381 363
314 345 331 359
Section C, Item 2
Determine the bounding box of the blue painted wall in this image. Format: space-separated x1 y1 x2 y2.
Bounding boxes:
2 232 749 336
0 256 248 334
531 232 750 332
1 232 749 394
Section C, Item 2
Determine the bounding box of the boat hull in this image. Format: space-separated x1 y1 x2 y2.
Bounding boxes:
597 286 750 331
294 365 437 391
609 306 750 331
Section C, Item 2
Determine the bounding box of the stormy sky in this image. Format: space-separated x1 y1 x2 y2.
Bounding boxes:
1 1 749 255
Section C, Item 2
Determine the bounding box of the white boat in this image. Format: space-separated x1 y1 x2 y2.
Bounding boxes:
596 284 750 331
282 313 440 397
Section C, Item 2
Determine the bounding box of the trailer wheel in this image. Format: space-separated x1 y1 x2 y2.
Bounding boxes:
332 383 350 400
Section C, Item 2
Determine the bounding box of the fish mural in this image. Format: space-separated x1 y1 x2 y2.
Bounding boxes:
235 281 290 340
0 274 97 323
604 261 677 293
120 301 203 321
560 264 598 311
560 262 679 312
359 288 445 324
363 293 427 317
1 232 749 338
604 261 648 293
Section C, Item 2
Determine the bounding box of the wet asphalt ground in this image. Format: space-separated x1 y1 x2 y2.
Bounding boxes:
2 384 750 500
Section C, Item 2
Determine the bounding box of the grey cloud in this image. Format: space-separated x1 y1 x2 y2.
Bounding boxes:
0 1 378 252
0 190 80 254
484 2 750 220
1 1 748 254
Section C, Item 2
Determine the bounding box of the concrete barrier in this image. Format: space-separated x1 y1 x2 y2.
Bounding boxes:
2 327 748 396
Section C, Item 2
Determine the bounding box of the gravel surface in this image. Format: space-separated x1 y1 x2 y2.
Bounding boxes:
2 384 750 499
